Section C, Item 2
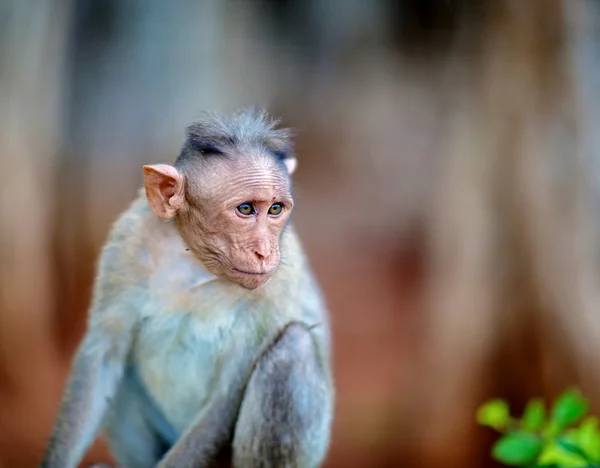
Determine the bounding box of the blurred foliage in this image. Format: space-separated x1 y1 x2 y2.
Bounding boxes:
478 389 600 467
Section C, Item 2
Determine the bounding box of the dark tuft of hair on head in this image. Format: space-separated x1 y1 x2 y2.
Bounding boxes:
175 108 295 167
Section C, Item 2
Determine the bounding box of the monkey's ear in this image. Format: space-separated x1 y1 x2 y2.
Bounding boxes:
143 164 185 219
284 157 297 175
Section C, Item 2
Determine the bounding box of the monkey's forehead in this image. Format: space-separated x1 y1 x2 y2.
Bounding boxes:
193 165 291 197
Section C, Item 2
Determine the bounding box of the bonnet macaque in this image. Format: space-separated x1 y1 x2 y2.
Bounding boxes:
40 109 334 468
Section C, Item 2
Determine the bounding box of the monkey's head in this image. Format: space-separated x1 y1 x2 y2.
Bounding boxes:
142 109 297 290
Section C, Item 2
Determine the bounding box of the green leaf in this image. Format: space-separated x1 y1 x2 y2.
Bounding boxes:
478 399 510 431
557 436 591 461
492 432 543 466
522 398 546 432
543 420 562 439
550 388 588 430
561 428 580 447
538 443 588 467
578 416 600 463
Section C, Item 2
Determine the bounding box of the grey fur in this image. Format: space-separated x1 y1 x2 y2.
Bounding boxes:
177 108 295 166
232 322 333 468
40 112 333 468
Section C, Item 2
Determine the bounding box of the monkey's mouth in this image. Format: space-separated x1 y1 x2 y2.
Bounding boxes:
233 268 274 277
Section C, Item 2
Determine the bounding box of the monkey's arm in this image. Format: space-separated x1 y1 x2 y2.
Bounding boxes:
40 319 136 468
155 375 247 467
40 206 149 468
232 321 333 468
157 321 333 468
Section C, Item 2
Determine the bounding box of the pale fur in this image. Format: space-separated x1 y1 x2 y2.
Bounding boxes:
41 186 333 468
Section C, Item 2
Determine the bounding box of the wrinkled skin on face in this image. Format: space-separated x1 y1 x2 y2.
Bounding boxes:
143 154 294 290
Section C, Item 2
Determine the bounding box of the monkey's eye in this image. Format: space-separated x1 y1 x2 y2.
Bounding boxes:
268 203 283 216
237 203 255 216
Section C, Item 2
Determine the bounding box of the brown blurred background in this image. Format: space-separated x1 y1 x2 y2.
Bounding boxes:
2 0 600 467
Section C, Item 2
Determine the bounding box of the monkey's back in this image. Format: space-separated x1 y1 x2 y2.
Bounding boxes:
101 191 330 439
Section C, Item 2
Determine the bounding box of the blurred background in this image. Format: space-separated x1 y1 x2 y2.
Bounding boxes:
2 0 600 467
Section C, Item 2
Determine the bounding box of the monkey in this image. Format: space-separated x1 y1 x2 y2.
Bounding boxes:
39 109 334 468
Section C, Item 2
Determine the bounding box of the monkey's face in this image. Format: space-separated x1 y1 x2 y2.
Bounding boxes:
174 156 294 290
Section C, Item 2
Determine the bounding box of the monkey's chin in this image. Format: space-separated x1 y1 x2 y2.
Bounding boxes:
230 269 275 290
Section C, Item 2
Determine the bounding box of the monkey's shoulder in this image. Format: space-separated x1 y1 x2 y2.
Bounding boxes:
95 192 154 277
95 191 195 287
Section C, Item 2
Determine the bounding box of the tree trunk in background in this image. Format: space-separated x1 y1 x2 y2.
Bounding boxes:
405 1 600 467
0 1 74 466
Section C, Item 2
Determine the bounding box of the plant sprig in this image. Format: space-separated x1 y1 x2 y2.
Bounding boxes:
477 388 600 467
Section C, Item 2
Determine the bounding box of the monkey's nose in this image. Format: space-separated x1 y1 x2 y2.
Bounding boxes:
253 249 269 261
253 241 271 260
